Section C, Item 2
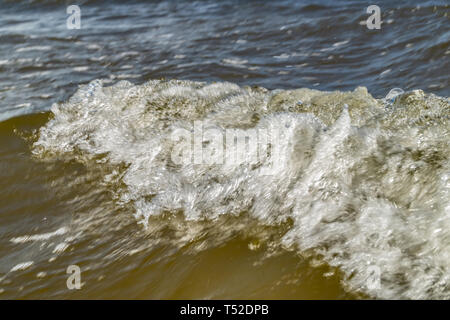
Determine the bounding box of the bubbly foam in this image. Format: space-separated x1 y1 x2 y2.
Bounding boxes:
33 79 450 299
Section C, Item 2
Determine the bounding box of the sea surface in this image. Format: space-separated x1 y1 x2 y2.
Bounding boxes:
0 0 449 299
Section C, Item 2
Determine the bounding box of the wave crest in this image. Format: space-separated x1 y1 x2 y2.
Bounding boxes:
33 79 450 299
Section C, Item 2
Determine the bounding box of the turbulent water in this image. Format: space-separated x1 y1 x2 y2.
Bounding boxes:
0 0 449 299
27 79 449 299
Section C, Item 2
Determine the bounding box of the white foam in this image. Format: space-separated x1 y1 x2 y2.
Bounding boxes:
10 261 34 272
10 227 68 244
222 58 248 66
33 79 450 299
16 46 51 52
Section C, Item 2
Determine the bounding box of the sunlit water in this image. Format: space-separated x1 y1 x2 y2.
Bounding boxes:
0 0 448 299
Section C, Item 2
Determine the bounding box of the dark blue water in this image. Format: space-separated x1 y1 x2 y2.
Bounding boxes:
0 0 448 121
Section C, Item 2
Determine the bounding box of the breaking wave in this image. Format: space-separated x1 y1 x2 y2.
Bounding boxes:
33 79 450 299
